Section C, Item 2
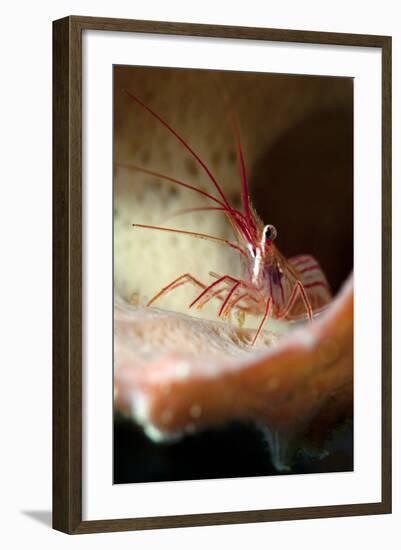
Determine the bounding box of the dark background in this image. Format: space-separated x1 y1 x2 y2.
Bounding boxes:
114 416 353 484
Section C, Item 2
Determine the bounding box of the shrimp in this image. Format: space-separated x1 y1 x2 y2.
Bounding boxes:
122 88 332 345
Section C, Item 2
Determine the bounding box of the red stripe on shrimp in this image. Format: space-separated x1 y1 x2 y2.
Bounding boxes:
303 281 330 290
298 264 321 274
290 255 314 267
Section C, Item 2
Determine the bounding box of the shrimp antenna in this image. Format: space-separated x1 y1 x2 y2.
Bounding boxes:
132 223 247 257
165 206 229 220
119 163 250 233
212 76 254 232
164 206 249 239
120 163 228 210
123 89 232 210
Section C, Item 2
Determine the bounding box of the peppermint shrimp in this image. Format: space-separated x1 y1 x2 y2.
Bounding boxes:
123 89 332 345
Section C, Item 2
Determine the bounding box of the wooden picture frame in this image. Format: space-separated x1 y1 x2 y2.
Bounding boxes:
53 15 392 534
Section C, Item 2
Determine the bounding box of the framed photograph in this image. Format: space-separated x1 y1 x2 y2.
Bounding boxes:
53 15 392 534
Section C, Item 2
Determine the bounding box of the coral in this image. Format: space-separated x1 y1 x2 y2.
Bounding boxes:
114 276 353 470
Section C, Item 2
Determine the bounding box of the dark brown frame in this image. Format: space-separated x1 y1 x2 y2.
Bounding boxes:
53 15 392 534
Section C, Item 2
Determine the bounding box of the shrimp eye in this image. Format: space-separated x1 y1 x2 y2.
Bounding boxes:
264 224 277 242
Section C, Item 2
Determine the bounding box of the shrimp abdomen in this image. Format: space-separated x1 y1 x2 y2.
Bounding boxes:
286 254 332 318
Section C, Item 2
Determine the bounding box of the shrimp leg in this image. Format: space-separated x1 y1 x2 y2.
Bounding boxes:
194 284 231 311
189 275 242 309
297 281 314 321
147 273 206 306
229 291 259 312
251 297 272 345
278 280 313 321
218 281 242 317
